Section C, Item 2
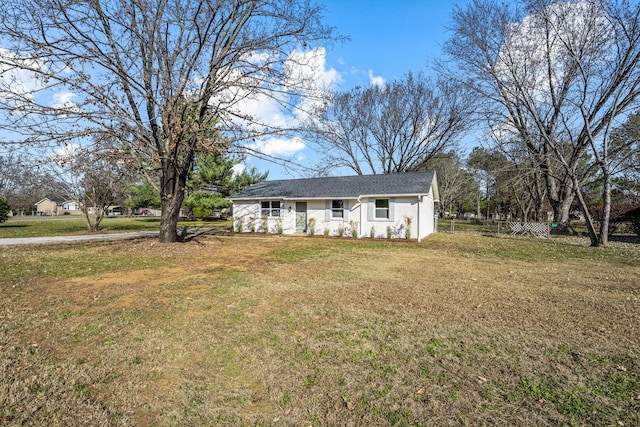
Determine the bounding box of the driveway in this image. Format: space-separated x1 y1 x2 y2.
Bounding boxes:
0 231 160 246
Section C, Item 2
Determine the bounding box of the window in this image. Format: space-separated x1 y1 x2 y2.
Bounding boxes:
375 199 389 219
261 201 281 217
331 200 344 218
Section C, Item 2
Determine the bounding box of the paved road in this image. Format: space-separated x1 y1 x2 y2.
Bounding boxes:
0 231 160 246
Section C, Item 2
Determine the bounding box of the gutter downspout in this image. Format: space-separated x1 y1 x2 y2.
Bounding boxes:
357 196 363 238
417 195 421 243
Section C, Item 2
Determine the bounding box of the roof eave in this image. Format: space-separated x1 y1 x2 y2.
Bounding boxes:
230 192 432 202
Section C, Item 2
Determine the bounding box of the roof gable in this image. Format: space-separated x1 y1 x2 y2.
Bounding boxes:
35 197 66 205
230 172 437 200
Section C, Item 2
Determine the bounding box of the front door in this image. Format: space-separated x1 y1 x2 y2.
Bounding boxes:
295 202 307 233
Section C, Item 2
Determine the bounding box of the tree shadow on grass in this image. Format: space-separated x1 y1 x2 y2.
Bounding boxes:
609 235 640 244
181 227 230 243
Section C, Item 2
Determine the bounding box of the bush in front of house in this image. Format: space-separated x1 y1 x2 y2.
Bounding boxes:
0 196 9 223
629 208 640 237
589 203 640 237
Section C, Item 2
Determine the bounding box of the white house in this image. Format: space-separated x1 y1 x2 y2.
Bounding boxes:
229 172 439 242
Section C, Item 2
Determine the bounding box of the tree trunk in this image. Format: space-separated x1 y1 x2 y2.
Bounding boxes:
598 169 612 246
92 209 105 232
572 177 600 247
555 196 574 225
159 199 181 243
159 186 187 243
158 159 189 243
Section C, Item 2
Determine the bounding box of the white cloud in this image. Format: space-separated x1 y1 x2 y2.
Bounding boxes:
247 136 305 157
498 1 611 101
0 49 79 114
48 143 80 166
232 162 245 176
285 47 342 92
286 48 341 123
52 91 77 109
53 143 80 158
216 47 340 134
368 69 385 87
0 48 44 100
232 91 292 129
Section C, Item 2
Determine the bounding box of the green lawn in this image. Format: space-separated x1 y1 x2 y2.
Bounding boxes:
0 217 232 238
1 233 638 426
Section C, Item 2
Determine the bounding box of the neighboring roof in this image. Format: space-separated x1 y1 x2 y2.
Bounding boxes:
230 172 438 200
201 184 223 194
35 197 66 205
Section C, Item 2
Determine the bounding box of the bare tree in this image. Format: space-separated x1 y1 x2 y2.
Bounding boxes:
498 139 549 221
423 151 477 218
306 72 473 174
0 0 337 242
445 0 640 246
609 111 640 203
0 150 18 198
0 151 60 214
47 144 134 231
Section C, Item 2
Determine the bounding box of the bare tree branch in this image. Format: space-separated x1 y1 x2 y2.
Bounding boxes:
0 0 339 242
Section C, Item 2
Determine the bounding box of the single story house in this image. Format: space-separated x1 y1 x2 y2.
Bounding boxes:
229 172 439 241
35 197 82 216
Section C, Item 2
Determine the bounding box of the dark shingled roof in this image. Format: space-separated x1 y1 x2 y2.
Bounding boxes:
229 172 436 200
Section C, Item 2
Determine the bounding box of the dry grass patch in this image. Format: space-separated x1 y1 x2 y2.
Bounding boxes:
1 234 639 426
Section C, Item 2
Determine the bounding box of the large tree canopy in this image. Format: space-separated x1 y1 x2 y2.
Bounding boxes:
305 72 473 175
445 0 640 246
0 0 338 242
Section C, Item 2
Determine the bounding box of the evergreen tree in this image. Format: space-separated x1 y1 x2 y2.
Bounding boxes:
0 196 10 222
184 154 267 219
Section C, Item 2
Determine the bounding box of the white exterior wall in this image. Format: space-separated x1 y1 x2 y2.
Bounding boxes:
232 191 436 240
358 196 433 240
232 201 290 233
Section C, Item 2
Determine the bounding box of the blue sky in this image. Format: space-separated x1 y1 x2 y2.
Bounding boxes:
1 1 470 181
244 0 470 180
322 0 467 88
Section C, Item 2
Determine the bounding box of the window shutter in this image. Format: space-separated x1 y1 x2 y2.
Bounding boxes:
389 198 395 222
279 201 285 217
344 201 350 222
367 199 373 221
325 200 331 222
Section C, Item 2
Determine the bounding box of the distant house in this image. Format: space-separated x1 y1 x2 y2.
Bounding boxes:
229 172 439 241
35 197 82 215
201 184 223 194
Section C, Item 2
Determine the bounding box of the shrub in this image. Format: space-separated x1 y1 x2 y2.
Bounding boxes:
235 216 244 233
628 207 640 237
248 217 256 233
631 217 640 237
404 216 412 239
349 220 358 238
370 226 376 239
0 196 9 223
308 218 316 236
589 203 640 237
261 215 269 233
386 226 393 239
